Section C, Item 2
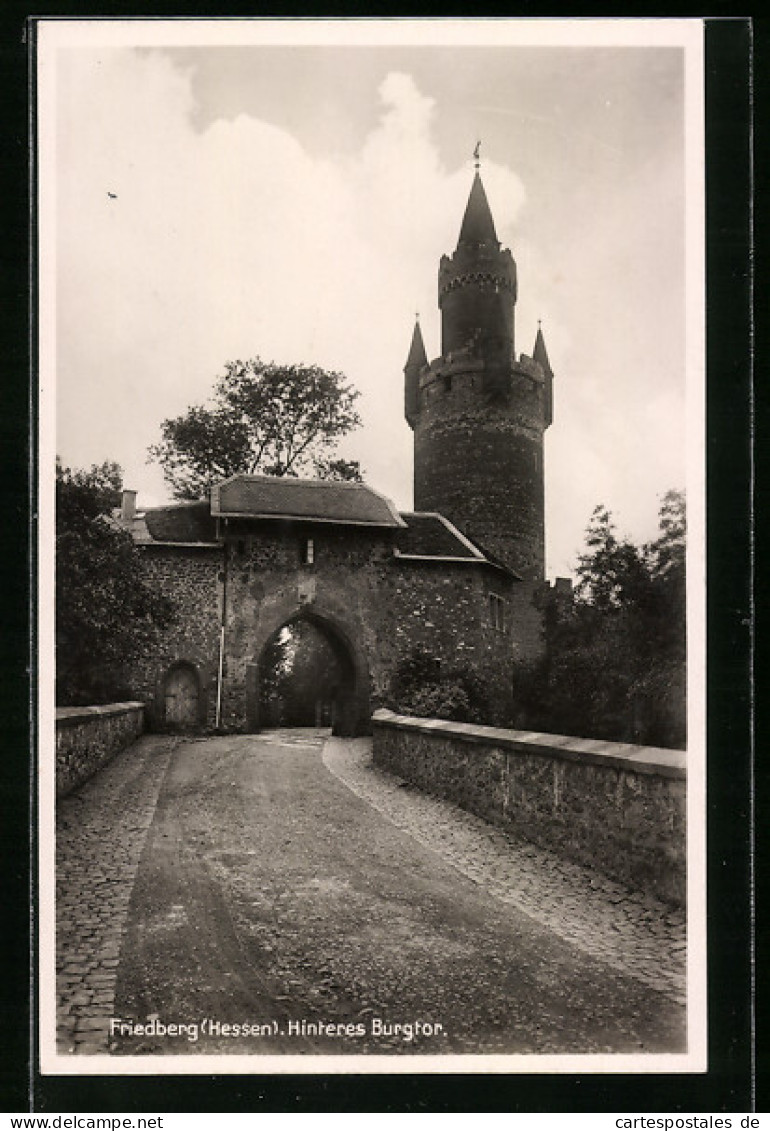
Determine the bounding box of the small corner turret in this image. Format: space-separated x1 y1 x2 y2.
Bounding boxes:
404 317 427 429
533 322 554 428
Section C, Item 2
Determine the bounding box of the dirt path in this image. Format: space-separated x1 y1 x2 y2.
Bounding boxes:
109 730 684 1057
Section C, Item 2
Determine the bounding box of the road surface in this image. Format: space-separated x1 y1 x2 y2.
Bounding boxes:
56 730 686 1058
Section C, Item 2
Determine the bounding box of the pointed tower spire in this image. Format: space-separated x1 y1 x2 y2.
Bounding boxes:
533 321 554 428
457 172 499 247
405 317 428 372
533 321 553 376
404 317 428 428
439 167 516 367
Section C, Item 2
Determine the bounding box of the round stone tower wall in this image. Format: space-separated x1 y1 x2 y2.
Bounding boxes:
412 360 547 580
439 284 514 376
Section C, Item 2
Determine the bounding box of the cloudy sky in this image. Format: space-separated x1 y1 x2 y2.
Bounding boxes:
42 20 703 577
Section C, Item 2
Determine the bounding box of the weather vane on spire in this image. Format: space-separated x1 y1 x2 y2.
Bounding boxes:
473 140 481 170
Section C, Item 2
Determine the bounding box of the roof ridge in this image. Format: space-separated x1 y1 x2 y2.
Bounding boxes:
211 474 405 528
216 473 371 492
145 498 209 511
430 513 486 560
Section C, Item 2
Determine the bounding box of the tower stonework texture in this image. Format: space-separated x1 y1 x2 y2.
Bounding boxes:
406 171 554 580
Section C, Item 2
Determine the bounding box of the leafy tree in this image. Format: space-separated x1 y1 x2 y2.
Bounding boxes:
56 460 174 705
524 491 686 748
313 456 364 483
55 457 123 526
149 358 363 500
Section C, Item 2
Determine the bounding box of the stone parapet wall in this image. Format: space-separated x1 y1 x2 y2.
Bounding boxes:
372 710 686 906
56 702 145 798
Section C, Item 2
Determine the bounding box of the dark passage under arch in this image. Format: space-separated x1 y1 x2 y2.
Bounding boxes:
250 611 370 737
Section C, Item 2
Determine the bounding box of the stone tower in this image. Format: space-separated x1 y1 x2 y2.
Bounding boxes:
405 169 553 580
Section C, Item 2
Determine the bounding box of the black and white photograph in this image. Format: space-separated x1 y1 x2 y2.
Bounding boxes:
37 17 707 1076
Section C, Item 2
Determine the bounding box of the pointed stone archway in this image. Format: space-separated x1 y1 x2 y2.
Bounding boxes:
245 601 371 737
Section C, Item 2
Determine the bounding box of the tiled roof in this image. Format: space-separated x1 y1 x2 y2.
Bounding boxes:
115 490 516 577
142 501 218 544
395 512 517 577
396 513 482 560
211 475 405 528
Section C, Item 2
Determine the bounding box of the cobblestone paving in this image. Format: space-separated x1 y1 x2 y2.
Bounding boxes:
55 730 685 1058
55 735 180 1054
323 737 687 1007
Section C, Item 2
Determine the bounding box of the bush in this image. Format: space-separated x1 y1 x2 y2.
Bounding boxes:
386 649 488 724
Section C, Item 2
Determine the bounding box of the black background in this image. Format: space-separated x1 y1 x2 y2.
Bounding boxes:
0 7 756 1114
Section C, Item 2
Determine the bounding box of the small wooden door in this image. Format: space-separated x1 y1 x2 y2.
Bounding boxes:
164 665 199 730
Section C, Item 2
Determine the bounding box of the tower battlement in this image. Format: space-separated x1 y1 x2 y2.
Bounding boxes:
419 352 547 390
438 249 517 300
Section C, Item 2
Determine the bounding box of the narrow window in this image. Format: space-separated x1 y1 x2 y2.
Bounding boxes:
443 373 452 393
489 593 509 633
301 537 315 566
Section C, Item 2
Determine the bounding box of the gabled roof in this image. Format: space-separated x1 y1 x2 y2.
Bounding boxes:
458 172 499 247
396 512 481 559
211 474 405 528
395 512 519 578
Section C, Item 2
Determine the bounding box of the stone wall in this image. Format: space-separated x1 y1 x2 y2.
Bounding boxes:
56 702 145 798
126 525 543 734
221 523 390 731
222 524 539 730
372 710 686 906
127 546 222 730
412 364 547 580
